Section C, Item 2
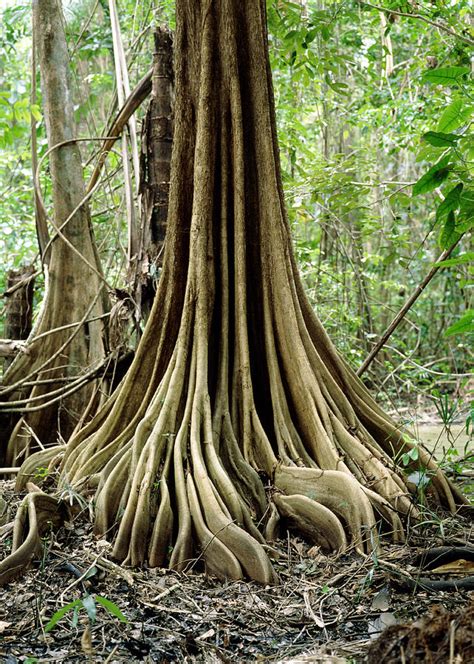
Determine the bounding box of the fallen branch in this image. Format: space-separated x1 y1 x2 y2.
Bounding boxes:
87 67 153 194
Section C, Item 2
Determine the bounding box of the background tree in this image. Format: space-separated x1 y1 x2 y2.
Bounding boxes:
0 0 109 465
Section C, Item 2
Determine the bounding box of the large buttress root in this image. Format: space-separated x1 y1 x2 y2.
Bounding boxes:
2 0 464 585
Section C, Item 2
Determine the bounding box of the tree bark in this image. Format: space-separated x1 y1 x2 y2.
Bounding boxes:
136 26 174 319
3 267 35 342
1 0 463 585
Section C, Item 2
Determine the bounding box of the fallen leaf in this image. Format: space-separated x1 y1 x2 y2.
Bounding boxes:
368 612 397 639
371 586 391 611
0 620 11 633
196 628 215 641
430 559 474 575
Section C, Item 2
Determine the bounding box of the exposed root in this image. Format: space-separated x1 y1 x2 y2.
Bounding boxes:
274 466 377 553
273 493 347 553
0 486 68 585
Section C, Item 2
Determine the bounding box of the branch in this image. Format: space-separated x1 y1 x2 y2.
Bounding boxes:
357 236 464 376
0 340 29 358
358 1 474 47
87 67 153 194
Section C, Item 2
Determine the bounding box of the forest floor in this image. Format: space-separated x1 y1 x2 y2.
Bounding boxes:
0 420 472 664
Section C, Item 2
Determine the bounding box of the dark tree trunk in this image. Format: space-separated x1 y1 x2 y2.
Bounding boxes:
137 27 174 320
3 267 35 371
4 267 35 342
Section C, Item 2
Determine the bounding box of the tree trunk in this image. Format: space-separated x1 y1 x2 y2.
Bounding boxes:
0 0 108 464
136 26 174 320
3 266 35 371
3 0 463 584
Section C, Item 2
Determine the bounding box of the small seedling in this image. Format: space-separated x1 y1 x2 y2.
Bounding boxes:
44 594 128 633
400 446 419 467
34 466 50 481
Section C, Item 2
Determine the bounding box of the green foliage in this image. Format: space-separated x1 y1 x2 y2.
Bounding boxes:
0 2 41 331
400 445 419 467
422 66 470 86
437 99 472 133
266 0 471 395
412 155 452 196
445 309 473 337
422 132 460 148
44 593 128 632
413 62 473 339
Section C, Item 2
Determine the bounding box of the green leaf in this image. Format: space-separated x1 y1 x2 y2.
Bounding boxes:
445 310 474 337
436 183 463 223
284 30 299 42
423 131 460 148
459 189 474 225
412 156 451 196
95 595 128 623
416 144 446 162
82 594 97 623
321 25 331 41
436 252 473 267
439 210 461 249
72 605 80 629
30 104 42 122
44 599 82 633
422 66 470 86
83 565 98 581
437 99 473 133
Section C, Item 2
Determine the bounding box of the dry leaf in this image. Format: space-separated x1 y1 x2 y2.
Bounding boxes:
0 620 11 634
196 628 215 641
371 586 391 611
430 559 474 575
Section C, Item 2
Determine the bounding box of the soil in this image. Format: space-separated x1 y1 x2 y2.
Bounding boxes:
0 478 472 663
367 601 474 664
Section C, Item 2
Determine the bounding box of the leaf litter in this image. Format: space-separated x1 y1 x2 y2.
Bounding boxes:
0 479 472 663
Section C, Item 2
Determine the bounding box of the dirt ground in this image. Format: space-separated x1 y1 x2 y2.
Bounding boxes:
0 477 473 664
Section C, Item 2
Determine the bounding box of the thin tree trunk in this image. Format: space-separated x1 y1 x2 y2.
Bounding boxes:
357 236 464 376
0 0 109 464
136 26 174 320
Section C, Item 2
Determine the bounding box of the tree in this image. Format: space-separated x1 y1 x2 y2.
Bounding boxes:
0 0 108 465
2 0 465 584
